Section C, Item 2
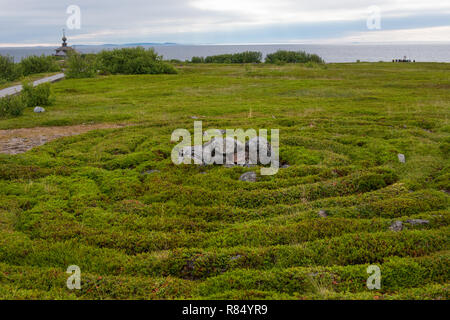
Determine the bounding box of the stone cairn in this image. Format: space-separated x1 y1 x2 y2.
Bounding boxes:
177 132 281 182
178 132 274 168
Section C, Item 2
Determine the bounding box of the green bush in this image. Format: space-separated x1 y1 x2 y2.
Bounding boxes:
21 82 52 107
265 50 325 64
0 55 22 81
20 55 60 76
233 51 262 63
196 51 262 64
0 94 26 118
65 53 97 79
191 56 204 63
96 47 177 75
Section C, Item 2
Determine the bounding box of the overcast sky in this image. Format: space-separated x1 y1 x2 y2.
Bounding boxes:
1 0 449 46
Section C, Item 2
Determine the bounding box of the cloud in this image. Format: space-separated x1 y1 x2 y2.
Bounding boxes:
0 0 449 45
328 26 450 43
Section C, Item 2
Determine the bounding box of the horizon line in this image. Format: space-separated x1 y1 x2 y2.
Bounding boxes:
2 41 450 48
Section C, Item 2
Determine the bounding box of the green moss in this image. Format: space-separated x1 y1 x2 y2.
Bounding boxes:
0 63 449 299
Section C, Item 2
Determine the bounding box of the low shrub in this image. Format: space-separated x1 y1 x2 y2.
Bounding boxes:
21 82 52 107
195 252 449 297
193 51 262 64
65 53 97 79
265 50 325 64
204 54 233 64
191 56 204 63
0 94 26 118
96 47 177 75
0 55 22 81
20 55 60 76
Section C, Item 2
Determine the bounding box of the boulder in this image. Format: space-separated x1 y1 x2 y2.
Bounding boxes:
178 145 203 165
398 153 406 163
33 106 45 113
203 137 245 165
246 136 271 165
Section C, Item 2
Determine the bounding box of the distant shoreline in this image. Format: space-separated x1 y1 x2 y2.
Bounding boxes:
2 43 450 63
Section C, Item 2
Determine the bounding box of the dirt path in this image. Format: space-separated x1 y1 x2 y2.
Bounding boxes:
0 123 130 155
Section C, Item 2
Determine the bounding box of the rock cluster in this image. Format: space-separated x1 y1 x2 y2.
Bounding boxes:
178 135 273 167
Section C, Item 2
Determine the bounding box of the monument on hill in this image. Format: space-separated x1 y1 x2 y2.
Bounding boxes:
54 30 76 57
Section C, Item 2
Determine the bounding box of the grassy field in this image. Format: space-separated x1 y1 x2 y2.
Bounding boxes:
0 62 449 299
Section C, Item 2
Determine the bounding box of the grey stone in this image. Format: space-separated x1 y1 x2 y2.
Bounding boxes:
389 221 403 231
405 219 429 225
203 137 245 165
239 171 257 182
318 210 328 218
33 106 45 113
398 153 406 163
246 136 271 165
142 169 159 175
230 254 242 261
203 129 226 137
178 145 204 165
281 164 290 169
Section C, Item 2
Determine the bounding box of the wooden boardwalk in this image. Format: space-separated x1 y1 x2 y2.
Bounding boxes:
0 73 65 98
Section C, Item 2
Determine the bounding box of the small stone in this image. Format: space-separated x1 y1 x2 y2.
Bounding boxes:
230 254 242 261
318 210 328 218
239 171 257 182
33 106 45 113
281 164 290 169
190 116 199 119
405 219 429 225
398 154 406 163
389 221 403 231
142 169 159 175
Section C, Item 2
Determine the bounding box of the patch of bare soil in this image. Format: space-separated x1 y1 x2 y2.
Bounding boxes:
0 123 130 155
